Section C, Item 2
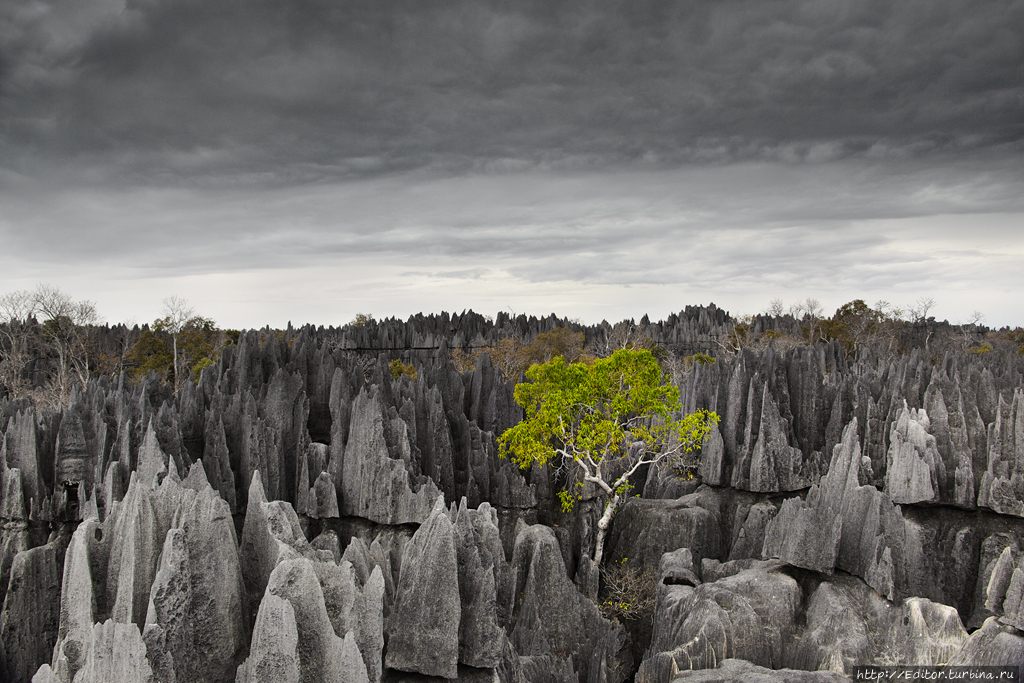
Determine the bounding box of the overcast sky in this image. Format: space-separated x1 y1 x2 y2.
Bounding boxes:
2 0 1022 329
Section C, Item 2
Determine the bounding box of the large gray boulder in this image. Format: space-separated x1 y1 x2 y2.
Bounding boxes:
787 578 878 674
884 598 967 666
386 501 460 678
605 497 720 572
669 659 851 683
638 561 801 683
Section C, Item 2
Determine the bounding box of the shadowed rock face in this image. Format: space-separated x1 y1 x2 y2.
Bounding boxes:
0 543 59 683
0 310 1020 683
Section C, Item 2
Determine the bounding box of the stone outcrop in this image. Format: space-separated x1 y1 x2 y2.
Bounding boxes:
235 594 300 683
670 658 852 682
762 419 912 600
0 543 60 683
978 389 1024 516
0 309 1020 683
509 524 631 683
638 561 801 683
341 387 442 525
385 501 460 678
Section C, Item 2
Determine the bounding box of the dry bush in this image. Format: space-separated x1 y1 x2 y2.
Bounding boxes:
599 558 657 623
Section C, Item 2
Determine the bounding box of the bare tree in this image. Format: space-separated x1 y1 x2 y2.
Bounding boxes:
787 297 822 320
0 290 36 396
158 296 197 395
910 296 937 322
766 298 786 317
32 284 100 404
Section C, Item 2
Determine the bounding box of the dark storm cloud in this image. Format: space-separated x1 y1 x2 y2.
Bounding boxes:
2 0 1022 185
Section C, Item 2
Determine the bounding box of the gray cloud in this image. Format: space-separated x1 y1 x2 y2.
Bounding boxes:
2 0 1022 185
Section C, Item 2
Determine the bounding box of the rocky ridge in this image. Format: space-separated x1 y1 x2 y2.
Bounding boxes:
0 306 1020 683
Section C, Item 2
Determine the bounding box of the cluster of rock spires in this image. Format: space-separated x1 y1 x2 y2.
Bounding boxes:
0 306 1021 683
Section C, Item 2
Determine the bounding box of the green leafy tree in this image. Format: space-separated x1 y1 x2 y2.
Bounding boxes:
127 302 222 389
498 348 718 564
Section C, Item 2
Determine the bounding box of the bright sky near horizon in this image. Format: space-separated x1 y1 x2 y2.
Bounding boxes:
2 0 1022 329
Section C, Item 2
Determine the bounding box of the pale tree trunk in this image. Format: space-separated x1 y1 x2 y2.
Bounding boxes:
172 333 179 394
593 492 621 565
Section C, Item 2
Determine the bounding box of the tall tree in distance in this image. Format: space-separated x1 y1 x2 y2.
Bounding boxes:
0 290 36 397
159 296 195 394
0 284 100 406
127 297 224 393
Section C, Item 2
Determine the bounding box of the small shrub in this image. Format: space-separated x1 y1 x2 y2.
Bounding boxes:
682 352 716 369
389 359 417 381
599 558 656 622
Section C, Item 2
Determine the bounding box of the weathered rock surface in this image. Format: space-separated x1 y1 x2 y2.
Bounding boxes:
386 501 460 678
451 499 504 668
142 481 246 683
509 524 630 683
342 388 442 525
669 658 851 683
235 593 300 683
605 497 720 571
946 616 1024 666
638 561 801 683
786 577 884 674
885 403 941 504
978 389 1024 517
69 619 156 683
763 419 913 600
0 543 60 683
266 558 368 683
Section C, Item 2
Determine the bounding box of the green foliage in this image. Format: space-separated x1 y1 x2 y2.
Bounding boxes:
970 343 993 355
126 315 222 385
683 352 715 369
126 328 175 379
498 348 719 512
191 356 215 380
349 313 374 327
1007 329 1024 356
389 359 418 381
